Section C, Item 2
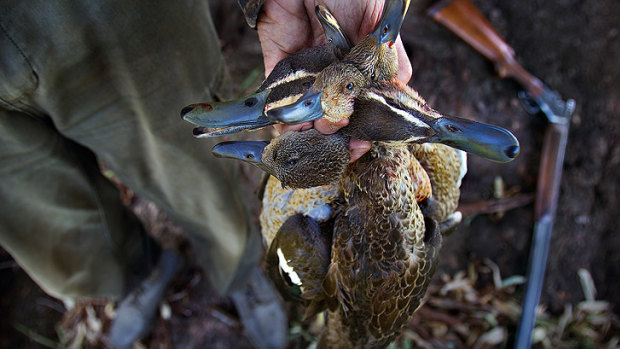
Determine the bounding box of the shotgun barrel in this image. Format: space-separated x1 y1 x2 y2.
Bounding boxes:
428 1 575 348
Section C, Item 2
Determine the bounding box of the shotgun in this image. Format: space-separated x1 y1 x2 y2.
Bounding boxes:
427 0 576 348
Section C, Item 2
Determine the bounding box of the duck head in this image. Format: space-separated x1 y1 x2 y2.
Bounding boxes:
371 0 411 47
266 63 369 124
181 5 352 137
344 0 411 81
212 129 350 188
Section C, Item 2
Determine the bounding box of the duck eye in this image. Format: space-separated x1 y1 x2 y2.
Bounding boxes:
346 83 353 90
288 159 297 165
371 72 376 80
382 25 390 37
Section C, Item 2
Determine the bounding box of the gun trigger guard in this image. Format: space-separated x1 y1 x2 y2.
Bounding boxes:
518 91 540 114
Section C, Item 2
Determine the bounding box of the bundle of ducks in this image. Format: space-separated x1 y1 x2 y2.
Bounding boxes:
182 1 519 348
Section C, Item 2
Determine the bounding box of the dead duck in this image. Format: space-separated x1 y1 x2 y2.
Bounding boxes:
410 143 467 234
214 130 348 317
214 129 350 188
213 129 349 243
267 66 520 163
321 142 441 348
180 5 351 137
182 0 410 137
214 128 452 348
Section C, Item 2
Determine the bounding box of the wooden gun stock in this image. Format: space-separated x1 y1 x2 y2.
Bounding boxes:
428 0 544 98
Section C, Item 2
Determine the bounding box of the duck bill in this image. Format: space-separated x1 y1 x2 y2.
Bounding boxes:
181 89 273 137
316 5 352 52
427 116 520 163
211 141 271 172
370 0 411 46
267 91 324 124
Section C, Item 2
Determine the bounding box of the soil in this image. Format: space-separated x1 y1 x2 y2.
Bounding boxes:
403 0 620 313
1 0 618 347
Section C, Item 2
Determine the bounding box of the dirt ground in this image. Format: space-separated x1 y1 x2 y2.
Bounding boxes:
1 0 618 348
403 0 620 313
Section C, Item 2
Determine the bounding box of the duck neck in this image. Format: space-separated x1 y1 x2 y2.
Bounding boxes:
369 142 408 158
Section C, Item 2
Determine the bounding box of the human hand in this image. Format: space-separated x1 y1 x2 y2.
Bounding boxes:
257 0 412 162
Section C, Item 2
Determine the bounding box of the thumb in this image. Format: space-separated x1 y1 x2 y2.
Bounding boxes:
394 35 412 83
